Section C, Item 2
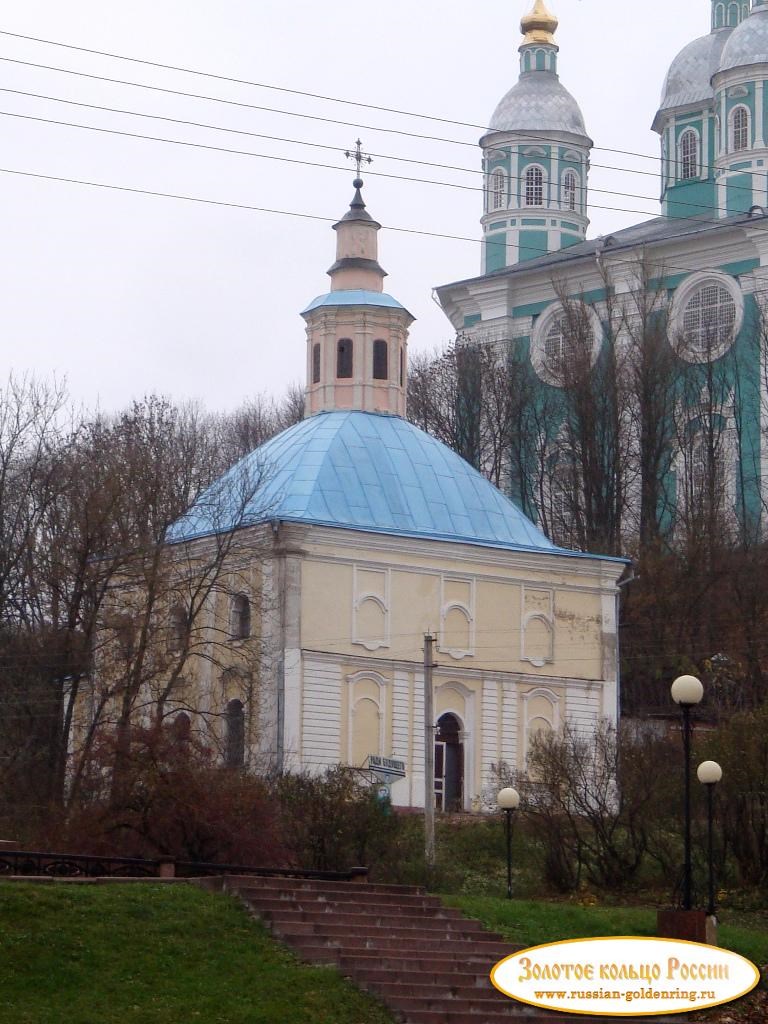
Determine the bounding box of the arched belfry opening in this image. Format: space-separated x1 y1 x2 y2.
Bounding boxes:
435 712 464 812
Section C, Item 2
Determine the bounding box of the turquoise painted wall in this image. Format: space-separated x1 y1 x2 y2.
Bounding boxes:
485 234 506 273
665 180 716 219
727 173 753 215
519 230 549 263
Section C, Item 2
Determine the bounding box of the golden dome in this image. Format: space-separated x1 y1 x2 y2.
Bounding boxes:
521 0 559 46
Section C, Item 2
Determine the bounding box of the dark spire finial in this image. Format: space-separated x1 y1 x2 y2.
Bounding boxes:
345 139 373 183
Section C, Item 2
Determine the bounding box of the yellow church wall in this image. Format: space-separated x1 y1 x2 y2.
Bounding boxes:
298 537 612 683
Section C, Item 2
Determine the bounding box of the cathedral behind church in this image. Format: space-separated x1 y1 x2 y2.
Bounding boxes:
438 0 768 550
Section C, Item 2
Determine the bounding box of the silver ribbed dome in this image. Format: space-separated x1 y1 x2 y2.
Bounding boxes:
487 72 588 137
658 29 733 112
718 10 768 73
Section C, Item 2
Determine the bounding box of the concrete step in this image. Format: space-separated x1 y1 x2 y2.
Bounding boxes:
231 877 596 1023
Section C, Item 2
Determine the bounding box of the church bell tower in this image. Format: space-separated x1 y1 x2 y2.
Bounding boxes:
301 146 414 419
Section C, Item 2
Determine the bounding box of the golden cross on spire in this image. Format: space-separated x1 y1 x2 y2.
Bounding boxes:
345 139 373 179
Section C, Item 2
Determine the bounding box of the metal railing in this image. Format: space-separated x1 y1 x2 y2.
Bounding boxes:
0 849 368 882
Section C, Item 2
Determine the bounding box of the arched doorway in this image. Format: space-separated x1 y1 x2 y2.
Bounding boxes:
435 713 464 812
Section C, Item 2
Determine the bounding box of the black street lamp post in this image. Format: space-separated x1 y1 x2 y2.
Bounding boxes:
670 674 704 911
697 760 723 918
497 787 520 900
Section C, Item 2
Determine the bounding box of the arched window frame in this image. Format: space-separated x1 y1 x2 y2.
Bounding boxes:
561 169 579 212
167 604 188 654
311 342 321 384
728 1 739 26
491 169 506 211
731 105 750 152
346 671 389 767
679 128 700 181
230 593 251 641
524 164 546 207
336 338 353 378
521 687 561 765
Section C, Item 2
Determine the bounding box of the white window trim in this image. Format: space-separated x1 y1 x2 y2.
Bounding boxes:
670 270 743 364
352 566 391 651
529 301 603 386
561 169 579 212
678 128 700 181
730 104 751 153
521 686 561 765
438 575 476 660
523 163 547 208
346 670 389 766
491 169 506 212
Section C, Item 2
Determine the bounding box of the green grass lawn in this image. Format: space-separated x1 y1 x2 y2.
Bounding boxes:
0 883 395 1024
443 894 768 968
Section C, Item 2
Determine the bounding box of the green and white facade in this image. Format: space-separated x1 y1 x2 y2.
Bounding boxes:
437 0 768 541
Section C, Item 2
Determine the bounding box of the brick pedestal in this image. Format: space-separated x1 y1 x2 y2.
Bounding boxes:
657 909 708 943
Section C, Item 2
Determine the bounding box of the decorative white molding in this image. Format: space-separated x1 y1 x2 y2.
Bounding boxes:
529 301 603 386
669 269 744 363
352 565 391 651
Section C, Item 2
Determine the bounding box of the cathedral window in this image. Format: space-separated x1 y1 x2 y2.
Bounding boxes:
728 1 739 26
337 338 353 378
530 302 602 386
681 283 737 359
373 339 388 380
167 604 188 654
671 272 743 363
492 170 506 210
525 166 544 206
679 130 699 181
714 2 725 27
399 346 404 387
562 171 578 211
731 106 749 152
230 594 251 640
224 699 245 768
312 342 321 384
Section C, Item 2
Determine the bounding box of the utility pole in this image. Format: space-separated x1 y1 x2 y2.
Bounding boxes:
424 632 437 868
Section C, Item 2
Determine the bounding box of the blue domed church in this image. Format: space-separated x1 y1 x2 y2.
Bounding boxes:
438 0 768 549
168 167 625 811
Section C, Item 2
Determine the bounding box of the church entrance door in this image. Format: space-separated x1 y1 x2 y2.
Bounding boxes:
435 713 463 812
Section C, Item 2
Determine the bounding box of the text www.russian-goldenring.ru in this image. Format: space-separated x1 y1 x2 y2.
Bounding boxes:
533 989 717 1004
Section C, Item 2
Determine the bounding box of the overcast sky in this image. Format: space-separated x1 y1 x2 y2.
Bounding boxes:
0 0 718 413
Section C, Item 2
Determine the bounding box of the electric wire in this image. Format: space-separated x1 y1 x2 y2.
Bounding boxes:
5 163 767 285
0 107 667 216
0 28 663 163
0 85 665 183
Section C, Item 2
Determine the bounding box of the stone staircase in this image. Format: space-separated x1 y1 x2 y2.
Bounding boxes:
224 875 621 1024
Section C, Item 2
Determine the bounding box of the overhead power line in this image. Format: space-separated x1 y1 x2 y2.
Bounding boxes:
4 164 766 284
0 28 661 163
5 102 760 223
0 85 664 183
0 108 667 217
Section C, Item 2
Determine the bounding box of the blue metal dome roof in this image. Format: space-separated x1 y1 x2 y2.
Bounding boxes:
301 290 410 317
167 411 568 555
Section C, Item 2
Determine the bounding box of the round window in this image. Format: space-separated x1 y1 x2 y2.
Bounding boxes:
673 274 742 363
682 284 736 357
531 303 601 386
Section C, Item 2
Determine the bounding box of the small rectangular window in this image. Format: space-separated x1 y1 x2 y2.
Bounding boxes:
337 338 353 379
312 343 321 384
373 339 388 380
